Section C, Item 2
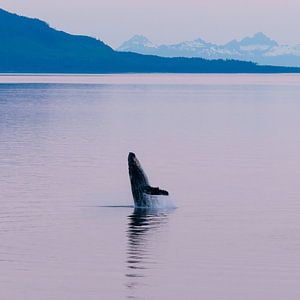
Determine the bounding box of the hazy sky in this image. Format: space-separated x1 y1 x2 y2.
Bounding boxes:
1 0 299 48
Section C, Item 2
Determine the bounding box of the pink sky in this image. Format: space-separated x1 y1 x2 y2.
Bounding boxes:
1 0 299 48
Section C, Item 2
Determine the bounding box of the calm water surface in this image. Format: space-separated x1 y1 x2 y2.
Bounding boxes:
1 74 300 299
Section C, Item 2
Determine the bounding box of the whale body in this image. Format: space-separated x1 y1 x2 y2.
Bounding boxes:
128 152 169 207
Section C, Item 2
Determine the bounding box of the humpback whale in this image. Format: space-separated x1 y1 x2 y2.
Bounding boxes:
128 152 169 208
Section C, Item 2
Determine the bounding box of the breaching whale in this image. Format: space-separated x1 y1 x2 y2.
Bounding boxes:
128 152 169 208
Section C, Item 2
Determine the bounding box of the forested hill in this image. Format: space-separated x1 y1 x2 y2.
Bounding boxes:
0 8 299 73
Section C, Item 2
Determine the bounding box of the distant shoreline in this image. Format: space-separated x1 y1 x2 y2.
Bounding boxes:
1 69 300 75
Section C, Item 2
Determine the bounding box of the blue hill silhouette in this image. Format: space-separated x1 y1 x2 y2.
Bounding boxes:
0 9 299 73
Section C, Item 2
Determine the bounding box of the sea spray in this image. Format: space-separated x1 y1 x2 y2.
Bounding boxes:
134 194 177 210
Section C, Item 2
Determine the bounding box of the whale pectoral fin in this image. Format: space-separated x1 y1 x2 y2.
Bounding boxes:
143 186 169 196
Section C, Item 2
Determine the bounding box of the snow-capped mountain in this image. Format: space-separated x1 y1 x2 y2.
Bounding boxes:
117 33 300 67
118 35 157 54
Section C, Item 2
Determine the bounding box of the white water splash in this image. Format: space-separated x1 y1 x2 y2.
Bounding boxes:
136 194 177 210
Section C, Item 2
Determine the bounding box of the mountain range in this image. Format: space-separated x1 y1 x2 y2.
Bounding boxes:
118 33 300 67
0 8 299 73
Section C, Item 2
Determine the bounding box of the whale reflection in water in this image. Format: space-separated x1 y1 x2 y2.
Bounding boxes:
126 208 171 298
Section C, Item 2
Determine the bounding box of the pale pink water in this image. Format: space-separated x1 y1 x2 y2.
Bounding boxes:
1 74 300 299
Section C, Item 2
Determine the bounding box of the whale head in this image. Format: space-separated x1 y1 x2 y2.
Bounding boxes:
128 152 136 164
128 152 148 184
